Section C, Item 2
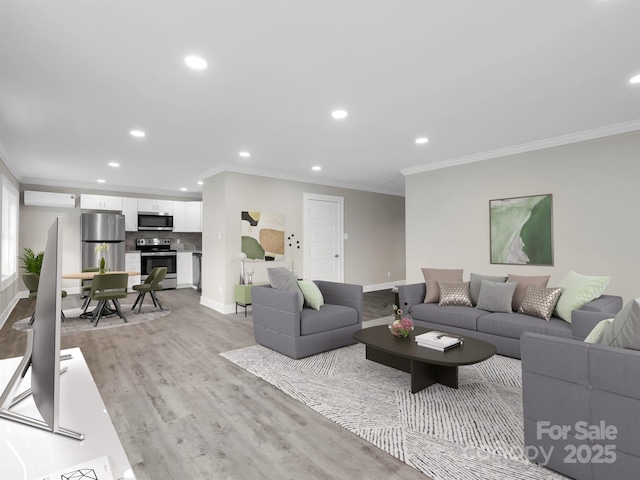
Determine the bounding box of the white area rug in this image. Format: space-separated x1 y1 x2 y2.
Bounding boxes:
12 304 170 333
221 319 565 480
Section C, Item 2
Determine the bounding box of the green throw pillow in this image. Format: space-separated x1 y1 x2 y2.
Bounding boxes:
298 280 325 311
554 271 610 323
584 318 613 343
596 299 640 350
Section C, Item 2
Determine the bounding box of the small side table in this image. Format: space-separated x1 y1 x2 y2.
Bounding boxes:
234 284 253 317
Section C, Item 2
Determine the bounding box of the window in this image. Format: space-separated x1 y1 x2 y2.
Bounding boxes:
1 175 18 291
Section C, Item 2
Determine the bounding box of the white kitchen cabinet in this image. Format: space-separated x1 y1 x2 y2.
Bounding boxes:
172 201 186 232
122 197 138 231
176 252 193 288
137 198 173 214
80 194 123 211
185 201 202 232
125 252 141 292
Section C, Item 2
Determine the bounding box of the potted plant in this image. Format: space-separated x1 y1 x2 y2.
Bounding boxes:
19 248 44 275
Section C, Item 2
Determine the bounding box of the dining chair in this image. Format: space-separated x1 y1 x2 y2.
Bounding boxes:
80 267 100 313
131 267 167 313
23 272 68 325
89 273 129 327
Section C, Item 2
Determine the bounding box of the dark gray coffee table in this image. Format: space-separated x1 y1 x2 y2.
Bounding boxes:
353 325 496 393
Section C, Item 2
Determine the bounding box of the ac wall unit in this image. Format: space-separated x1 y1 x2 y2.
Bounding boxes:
24 191 76 208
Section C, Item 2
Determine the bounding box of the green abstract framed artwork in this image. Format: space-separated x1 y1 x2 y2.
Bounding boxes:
489 194 553 265
241 211 285 261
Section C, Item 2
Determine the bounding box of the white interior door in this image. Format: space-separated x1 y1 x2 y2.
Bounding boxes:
303 193 343 282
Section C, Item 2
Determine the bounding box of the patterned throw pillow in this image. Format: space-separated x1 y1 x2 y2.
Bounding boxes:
438 281 473 307
507 274 550 312
422 268 464 303
518 285 563 321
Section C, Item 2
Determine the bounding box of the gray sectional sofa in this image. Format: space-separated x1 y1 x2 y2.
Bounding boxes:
397 282 622 359
521 327 640 480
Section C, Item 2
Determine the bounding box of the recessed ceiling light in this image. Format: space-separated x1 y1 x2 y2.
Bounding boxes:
239 151 251 158
180 187 187 191
415 137 429 144
630 74 640 84
130 130 146 138
331 110 348 119
97 179 106 183
108 162 120 167
197 181 203 185
312 166 322 171
185 56 208 70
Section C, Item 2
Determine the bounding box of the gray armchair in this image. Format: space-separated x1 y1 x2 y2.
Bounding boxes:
252 280 363 359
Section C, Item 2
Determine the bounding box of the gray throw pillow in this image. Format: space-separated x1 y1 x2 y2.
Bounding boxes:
476 280 517 313
469 273 508 306
267 267 304 311
595 298 640 350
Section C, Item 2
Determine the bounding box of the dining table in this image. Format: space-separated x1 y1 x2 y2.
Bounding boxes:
62 271 140 280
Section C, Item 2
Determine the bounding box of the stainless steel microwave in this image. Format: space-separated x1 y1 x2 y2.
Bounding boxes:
137 212 173 231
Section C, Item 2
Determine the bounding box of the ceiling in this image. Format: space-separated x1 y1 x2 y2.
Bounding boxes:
1 0 639 198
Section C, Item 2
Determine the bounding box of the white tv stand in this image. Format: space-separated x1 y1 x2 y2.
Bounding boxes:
0 347 135 479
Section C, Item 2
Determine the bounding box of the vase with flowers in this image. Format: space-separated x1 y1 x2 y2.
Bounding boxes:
389 316 414 338
94 242 109 273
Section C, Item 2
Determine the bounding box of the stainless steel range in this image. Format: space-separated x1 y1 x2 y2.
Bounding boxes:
136 238 177 289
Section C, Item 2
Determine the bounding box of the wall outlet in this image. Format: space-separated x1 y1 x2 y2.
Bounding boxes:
387 271 391 278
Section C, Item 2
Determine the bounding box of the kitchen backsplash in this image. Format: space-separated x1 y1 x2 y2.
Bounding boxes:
125 231 202 251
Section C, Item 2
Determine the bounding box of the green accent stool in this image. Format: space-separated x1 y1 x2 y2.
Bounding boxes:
235 284 253 317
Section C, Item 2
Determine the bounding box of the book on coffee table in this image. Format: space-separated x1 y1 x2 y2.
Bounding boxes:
415 331 463 351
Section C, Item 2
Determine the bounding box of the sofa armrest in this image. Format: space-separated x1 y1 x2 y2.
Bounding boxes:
580 294 623 315
251 285 301 337
569 295 622 340
397 283 425 313
570 309 615 340
314 280 363 324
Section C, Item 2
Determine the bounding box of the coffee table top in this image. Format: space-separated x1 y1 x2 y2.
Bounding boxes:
353 325 496 367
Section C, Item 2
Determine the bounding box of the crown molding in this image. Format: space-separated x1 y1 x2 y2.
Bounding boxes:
199 164 405 197
400 120 640 177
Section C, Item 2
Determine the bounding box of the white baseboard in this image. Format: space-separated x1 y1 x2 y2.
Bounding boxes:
363 280 406 293
200 295 241 315
0 292 25 330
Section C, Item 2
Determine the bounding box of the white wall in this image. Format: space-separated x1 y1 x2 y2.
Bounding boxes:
405 130 640 303
201 172 406 311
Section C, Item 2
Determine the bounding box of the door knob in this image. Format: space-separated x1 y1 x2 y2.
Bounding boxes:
334 254 339 258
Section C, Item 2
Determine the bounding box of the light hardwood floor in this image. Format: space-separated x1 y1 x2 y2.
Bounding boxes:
0 289 430 480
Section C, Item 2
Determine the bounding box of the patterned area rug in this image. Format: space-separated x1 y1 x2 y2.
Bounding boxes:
12 304 170 333
221 319 565 480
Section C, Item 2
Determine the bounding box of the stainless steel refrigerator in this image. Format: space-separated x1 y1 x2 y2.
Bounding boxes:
81 213 125 271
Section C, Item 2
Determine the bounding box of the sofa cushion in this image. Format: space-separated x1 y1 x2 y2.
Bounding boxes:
409 303 483 331
476 280 517 313
518 285 563 320
421 268 463 303
469 273 507 305
300 304 358 335
553 270 610 323
507 274 550 312
298 280 324 311
268 267 304 311
477 312 571 340
438 281 472 307
594 298 640 350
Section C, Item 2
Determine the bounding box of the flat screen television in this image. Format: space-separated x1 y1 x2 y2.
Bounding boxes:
0 217 83 440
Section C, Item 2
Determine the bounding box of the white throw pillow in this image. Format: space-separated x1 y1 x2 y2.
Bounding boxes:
594 298 640 350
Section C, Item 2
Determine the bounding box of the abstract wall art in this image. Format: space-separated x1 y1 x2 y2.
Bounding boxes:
489 194 553 265
241 211 285 261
